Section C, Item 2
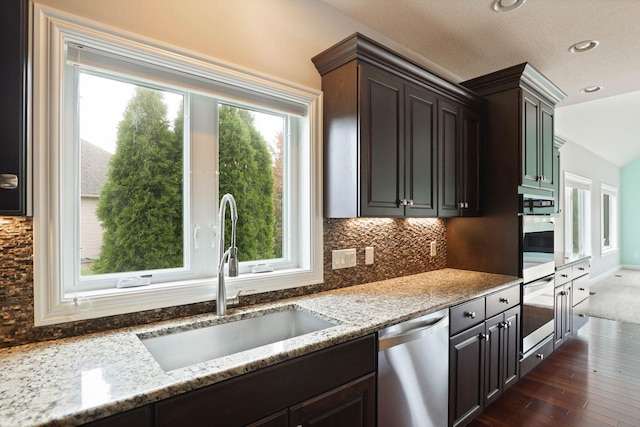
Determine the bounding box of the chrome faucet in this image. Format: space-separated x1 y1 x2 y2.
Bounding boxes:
217 193 239 316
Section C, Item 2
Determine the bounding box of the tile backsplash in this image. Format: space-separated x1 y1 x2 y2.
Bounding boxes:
0 216 446 348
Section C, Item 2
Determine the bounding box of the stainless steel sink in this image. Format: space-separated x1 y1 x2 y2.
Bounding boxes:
139 308 337 371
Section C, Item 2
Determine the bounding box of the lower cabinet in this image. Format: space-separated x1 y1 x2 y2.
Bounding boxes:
449 285 521 427
554 283 571 348
82 335 376 427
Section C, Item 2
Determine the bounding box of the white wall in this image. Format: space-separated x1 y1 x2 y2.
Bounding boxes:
36 0 459 93
556 137 621 281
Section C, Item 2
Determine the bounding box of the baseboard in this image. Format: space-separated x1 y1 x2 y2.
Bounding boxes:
621 264 640 271
590 265 622 284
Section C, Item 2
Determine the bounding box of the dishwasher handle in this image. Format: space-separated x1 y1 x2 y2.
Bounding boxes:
378 314 449 351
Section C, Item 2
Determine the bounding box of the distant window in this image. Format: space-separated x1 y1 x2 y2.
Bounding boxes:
564 172 591 256
601 183 618 254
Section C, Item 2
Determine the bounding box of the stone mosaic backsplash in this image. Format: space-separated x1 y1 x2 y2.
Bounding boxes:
0 216 446 348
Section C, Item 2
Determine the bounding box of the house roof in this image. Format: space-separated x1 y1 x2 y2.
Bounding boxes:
81 139 112 196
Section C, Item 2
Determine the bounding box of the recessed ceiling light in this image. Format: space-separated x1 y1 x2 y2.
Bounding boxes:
491 0 526 12
581 86 603 94
569 40 600 53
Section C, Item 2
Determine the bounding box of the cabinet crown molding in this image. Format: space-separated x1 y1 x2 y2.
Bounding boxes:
312 32 484 107
462 62 567 106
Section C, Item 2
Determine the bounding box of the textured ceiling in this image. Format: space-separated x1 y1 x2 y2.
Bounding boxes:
321 0 640 166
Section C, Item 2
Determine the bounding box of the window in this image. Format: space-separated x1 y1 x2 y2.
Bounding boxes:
601 183 618 254
564 172 591 256
32 6 322 325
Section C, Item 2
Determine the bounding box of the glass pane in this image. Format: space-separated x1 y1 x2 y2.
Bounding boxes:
218 105 284 262
603 194 610 247
571 188 580 253
78 72 185 276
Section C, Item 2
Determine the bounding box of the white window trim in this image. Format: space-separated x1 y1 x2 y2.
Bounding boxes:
32 5 323 326
600 183 618 255
564 172 592 256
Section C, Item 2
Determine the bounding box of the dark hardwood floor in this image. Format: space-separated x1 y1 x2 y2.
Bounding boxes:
470 317 640 427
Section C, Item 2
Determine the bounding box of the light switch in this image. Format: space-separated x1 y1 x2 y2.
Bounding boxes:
365 246 374 265
332 248 357 269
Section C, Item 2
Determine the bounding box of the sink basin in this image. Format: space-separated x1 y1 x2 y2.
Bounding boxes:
139 308 337 371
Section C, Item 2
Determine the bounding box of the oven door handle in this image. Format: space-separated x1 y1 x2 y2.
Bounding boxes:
524 275 554 292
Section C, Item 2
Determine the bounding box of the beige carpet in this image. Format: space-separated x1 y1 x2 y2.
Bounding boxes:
589 269 640 324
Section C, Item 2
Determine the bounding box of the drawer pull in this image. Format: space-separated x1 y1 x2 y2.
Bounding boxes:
579 287 586 291
536 353 544 360
499 297 510 304
561 274 568 278
480 333 489 341
579 314 586 318
579 267 585 271
464 311 476 319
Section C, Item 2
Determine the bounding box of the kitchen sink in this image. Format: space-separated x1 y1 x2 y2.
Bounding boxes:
139 307 337 371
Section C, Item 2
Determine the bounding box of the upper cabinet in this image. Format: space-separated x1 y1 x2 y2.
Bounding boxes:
312 33 484 218
462 63 566 198
0 0 29 215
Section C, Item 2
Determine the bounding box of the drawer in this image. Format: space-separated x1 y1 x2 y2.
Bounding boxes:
555 267 572 286
486 285 521 318
520 335 554 378
573 259 590 278
572 274 590 306
572 298 589 335
450 297 485 336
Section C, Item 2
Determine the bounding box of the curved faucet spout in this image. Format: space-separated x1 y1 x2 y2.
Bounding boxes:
217 193 239 316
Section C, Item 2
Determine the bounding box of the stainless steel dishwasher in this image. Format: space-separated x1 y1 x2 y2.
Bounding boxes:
378 308 449 427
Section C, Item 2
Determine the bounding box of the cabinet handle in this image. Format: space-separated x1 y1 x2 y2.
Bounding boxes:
536 353 544 360
560 291 566 296
579 287 586 291
579 267 586 271
506 320 512 327
0 174 18 190
561 274 568 278
480 333 489 341
464 202 469 208
408 199 414 206
464 311 476 319
499 297 510 304
579 314 586 318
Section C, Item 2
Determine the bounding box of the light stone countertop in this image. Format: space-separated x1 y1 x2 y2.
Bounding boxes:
0 268 521 426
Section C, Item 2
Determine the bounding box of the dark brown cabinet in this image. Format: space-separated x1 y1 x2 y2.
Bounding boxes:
438 101 481 217
154 335 376 427
0 0 29 215
484 306 520 407
521 89 556 192
312 33 483 218
554 282 571 348
449 285 521 426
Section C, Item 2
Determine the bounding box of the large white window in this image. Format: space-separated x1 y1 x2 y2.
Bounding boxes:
564 172 591 256
601 183 618 254
32 6 322 325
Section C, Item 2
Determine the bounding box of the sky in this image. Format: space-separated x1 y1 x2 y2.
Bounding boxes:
78 73 283 154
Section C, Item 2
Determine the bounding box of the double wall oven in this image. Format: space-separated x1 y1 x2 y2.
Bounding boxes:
520 194 556 359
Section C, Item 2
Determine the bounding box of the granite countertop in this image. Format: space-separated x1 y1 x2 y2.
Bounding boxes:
555 252 591 269
0 268 520 427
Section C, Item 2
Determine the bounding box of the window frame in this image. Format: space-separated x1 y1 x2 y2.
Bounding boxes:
564 172 592 256
600 183 618 255
32 5 323 326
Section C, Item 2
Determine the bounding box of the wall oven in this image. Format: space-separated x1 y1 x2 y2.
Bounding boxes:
520 194 556 358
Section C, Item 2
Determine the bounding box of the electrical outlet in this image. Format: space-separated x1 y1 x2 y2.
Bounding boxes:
430 241 437 256
365 246 374 265
332 248 357 269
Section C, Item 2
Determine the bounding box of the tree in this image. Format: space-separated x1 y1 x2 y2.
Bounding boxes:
218 105 275 261
271 131 284 258
93 88 183 273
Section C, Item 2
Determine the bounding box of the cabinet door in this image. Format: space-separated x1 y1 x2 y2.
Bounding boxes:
359 65 405 217
0 0 28 214
438 99 461 218
538 101 555 191
82 407 150 427
404 83 437 217
521 90 540 189
289 374 376 427
248 410 288 427
554 285 571 348
449 323 485 427
484 314 503 406
460 108 482 217
502 306 520 392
